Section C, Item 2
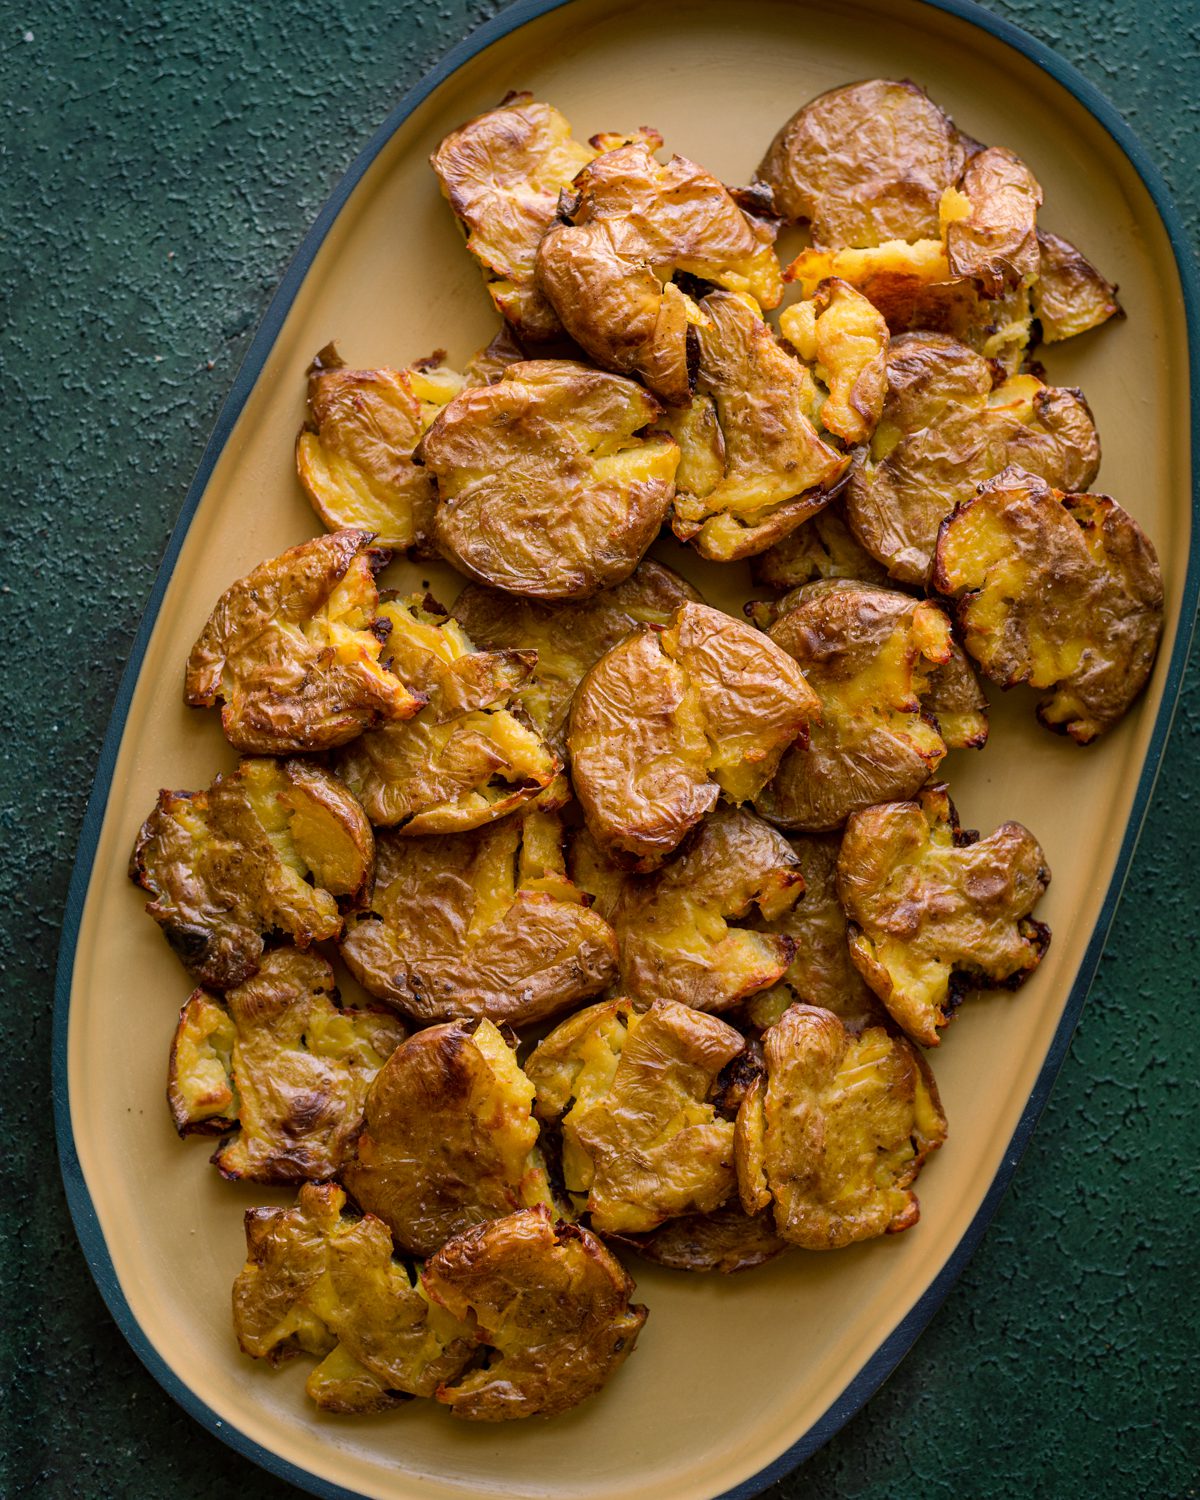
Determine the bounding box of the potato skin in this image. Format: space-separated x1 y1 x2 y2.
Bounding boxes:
751 501 892 592
421 359 679 599
1032 231 1122 342
932 465 1163 742
612 1201 789 1274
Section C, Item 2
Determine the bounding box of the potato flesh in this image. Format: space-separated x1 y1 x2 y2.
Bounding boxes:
777 279 889 446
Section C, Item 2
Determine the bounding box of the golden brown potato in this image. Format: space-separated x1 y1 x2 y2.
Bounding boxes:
184 530 423 753
757 79 973 247
571 809 804 1013
536 140 782 405
837 785 1051 1046
613 1201 789 1274
665 289 854 561
750 501 891 593
130 757 374 990
568 601 819 869
420 359 679 599
736 1004 947 1248
526 997 745 1233
1031 231 1122 342
425 1205 647 1420
335 594 558 831
777 278 889 445
753 580 985 830
168 948 404 1183
932 466 1163 742
944 146 1042 296
344 1017 554 1258
339 809 618 1027
846 333 1100 584
295 346 467 550
745 832 888 1035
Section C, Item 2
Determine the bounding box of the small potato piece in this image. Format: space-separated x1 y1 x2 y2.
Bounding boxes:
777 278 889 446
736 1005 947 1248
615 1201 789 1274
184 529 423 754
336 594 558 831
130 757 374 990
751 502 891 592
847 332 1100 584
667 290 851 562
422 360 679 599
573 809 804 1013
536 141 782 405
526 998 745 1233
169 948 404 1183
932 466 1163 742
569 601 819 869
754 580 983 830
838 785 1051 1046
344 1018 553 1258
757 79 971 247
425 1206 647 1420
1032 231 1122 342
339 810 618 1027
945 147 1042 297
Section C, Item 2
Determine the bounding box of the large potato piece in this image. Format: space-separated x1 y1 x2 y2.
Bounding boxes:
536 141 782 405
130 757 374 990
846 333 1100 584
184 529 423 753
421 360 679 599
339 810 618 1027
569 601 819 869
1032 231 1122 342
169 948 404 1183
526 998 745 1233
944 146 1042 296
736 1005 947 1248
838 785 1051 1046
345 1018 553 1257
754 580 984 830
425 1206 647 1420
933 466 1163 742
757 79 972 247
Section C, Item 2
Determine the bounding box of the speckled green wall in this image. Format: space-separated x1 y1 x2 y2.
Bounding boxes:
1 2 1196 1496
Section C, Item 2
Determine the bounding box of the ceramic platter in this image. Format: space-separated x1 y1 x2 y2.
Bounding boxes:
54 0 1198 1496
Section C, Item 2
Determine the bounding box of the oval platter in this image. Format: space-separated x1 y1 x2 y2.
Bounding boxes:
54 0 1199 1497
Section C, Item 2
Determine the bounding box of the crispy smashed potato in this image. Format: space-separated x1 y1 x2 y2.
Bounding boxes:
421 359 679 598
746 833 887 1035
572 809 804 1012
1032 231 1122 342
335 594 558 830
757 79 973 247
777 278 889 445
933 466 1163 742
736 1004 947 1248
424 1205 647 1420
615 1201 789 1274
944 146 1042 296
846 332 1100 583
665 289 856 561
344 1018 553 1257
169 947 404 1182
754 580 985 830
569 601 819 869
184 529 422 753
527 997 745 1232
131 757 373 989
751 501 891 592
339 809 618 1027
536 140 782 405
838 785 1051 1046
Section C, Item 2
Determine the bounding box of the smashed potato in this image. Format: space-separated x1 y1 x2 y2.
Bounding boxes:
131 757 373 989
838 785 1051 1046
572 809 804 1013
421 359 679 598
184 529 422 753
335 594 558 831
933 466 1163 742
569 601 819 869
526 997 745 1232
751 501 891 592
169 947 404 1182
754 580 985 830
615 1201 789 1274
536 140 782 405
344 1018 553 1257
424 1205 647 1420
846 332 1100 584
736 1004 947 1248
339 810 618 1027
1032 230 1122 342
944 146 1042 296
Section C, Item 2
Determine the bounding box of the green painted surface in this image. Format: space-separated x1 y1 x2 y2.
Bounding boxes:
1 1 1197 1496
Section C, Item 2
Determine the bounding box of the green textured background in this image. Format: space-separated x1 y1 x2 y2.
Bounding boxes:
2 1 1197 1496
